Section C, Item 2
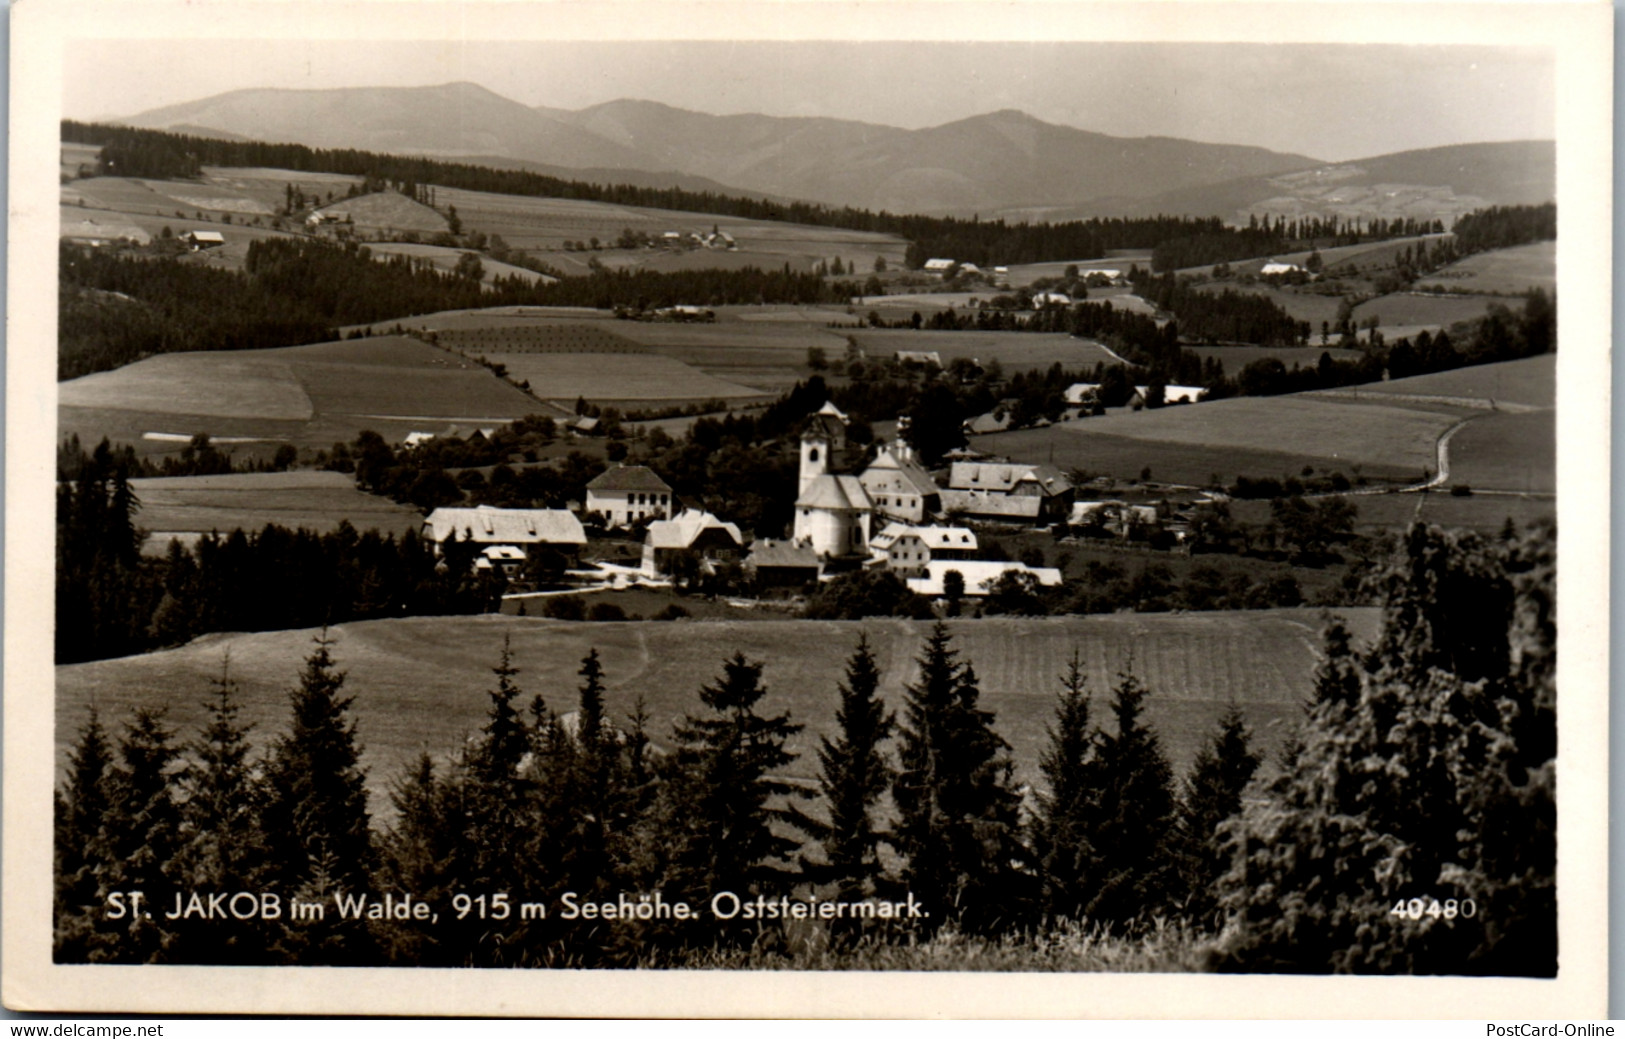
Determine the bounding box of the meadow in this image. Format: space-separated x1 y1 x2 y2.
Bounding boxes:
1443 410 1555 494
132 470 424 547
478 352 772 404
1350 292 1493 335
1416 240 1556 296
979 395 1461 486
55 608 1380 813
1312 353 1555 410
1183 344 1364 372
361 242 556 286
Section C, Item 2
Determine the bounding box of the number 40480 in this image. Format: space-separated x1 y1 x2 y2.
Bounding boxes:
1391 897 1477 921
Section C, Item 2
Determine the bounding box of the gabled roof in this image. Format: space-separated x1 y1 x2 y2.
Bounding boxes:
587 465 672 494
905 526 979 551
423 506 586 546
868 521 912 552
801 412 846 443
746 538 823 570
644 509 742 551
860 446 938 497
940 489 1044 519
796 474 871 512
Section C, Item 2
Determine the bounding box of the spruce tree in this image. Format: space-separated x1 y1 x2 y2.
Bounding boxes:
53 709 114 962
99 709 186 962
799 635 895 900
660 653 806 919
261 631 375 963
1085 672 1177 930
1030 651 1100 924
893 623 1030 934
1171 703 1259 925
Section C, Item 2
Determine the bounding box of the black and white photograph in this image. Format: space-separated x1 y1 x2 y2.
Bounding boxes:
4 0 1612 1019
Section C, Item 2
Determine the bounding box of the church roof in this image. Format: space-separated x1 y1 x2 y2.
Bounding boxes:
796 474 871 512
800 413 846 442
861 446 938 497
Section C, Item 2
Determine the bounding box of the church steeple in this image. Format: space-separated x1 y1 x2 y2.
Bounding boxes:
800 425 830 495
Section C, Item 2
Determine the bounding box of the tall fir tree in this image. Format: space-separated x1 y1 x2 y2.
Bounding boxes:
659 653 807 930
1171 703 1259 926
99 709 186 962
893 624 1030 934
1029 651 1101 924
797 635 895 901
53 709 115 962
260 630 375 963
1085 672 1177 930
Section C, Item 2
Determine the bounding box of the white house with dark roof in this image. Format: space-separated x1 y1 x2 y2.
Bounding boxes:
870 522 978 577
858 440 940 524
922 258 956 276
586 465 674 528
422 506 587 558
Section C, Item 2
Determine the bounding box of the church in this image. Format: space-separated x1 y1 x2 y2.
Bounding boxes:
792 402 875 561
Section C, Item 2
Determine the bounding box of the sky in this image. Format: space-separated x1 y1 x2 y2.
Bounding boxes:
63 38 1555 163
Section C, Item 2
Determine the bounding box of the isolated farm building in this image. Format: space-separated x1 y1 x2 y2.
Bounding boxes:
907 560 1063 598
1070 500 1160 537
402 431 439 448
566 415 601 436
1032 291 1072 307
586 465 674 528
1260 261 1304 277
1134 385 1206 405
858 440 941 524
894 350 943 368
794 402 874 559
745 538 823 592
1063 383 1100 406
422 506 587 562
642 509 743 577
923 258 957 277
1084 269 1123 285
870 523 978 577
943 461 1075 523
179 230 225 250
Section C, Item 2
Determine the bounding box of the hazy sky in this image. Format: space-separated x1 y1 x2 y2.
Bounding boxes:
63 39 1554 162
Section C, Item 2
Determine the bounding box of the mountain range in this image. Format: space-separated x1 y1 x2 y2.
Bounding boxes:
119 81 1555 222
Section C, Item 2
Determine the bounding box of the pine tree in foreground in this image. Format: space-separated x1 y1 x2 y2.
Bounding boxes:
797 635 895 902
1171 703 1259 926
98 709 186 963
1085 671 1177 931
54 708 114 962
893 623 1031 934
1030 651 1100 925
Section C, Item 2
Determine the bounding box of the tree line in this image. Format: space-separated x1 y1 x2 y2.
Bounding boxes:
55 522 1555 973
1150 215 1447 273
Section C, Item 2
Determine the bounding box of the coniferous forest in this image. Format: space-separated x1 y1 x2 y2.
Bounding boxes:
55 521 1555 973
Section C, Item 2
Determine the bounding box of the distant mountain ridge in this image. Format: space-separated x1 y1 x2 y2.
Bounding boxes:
118 82 1553 222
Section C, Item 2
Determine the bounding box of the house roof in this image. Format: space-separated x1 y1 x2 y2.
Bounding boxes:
746 538 823 570
797 474 871 512
1133 384 1205 404
644 509 742 551
860 446 938 497
939 489 1045 520
895 351 942 366
907 526 979 551
423 506 586 546
923 258 956 271
907 560 1063 597
868 521 912 552
1064 383 1100 404
182 230 225 243
587 465 672 494
947 462 1073 496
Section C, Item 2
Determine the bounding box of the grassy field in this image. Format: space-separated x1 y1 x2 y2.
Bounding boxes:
56 609 1380 812
1336 489 1556 533
58 336 547 460
1416 241 1555 296
1313 354 1555 410
1184 344 1364 372
983 396 1460 485
847 330 1123 372
362 242 555 286
1445 411 1555 494
480 352 773 403
1351 293 1492 334
132 471 424 544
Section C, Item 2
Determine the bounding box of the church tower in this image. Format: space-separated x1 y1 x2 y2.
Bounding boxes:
800 426 830 496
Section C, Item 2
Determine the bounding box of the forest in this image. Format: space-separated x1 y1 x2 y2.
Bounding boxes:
55 522 1555 973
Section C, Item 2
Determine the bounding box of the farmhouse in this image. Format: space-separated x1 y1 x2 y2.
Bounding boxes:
907 560 1063 598
745 538 823 591
941 461 1075 524
642 509 743 577
586 465 674 528
1064 383 1100 406
894 350 943 368
870 523 978 577
794 402 874 560
923 258 956 277
1032 291 1072 306
179 230 225 250
858 440 940 524
422 505 587 559
1260 261 1305 276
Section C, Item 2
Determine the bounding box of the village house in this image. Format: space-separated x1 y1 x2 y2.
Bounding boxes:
894 350 943 368
744 538 823 592
906 560 1064 598
179 230 225 251
1031 291 1072 307
422 505 587 562
641 509 743 578
858 440 941 524
922 258 956 277
586 465 674 528
869 522 978 577
1260 260 1306 277
940 461 1075 525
